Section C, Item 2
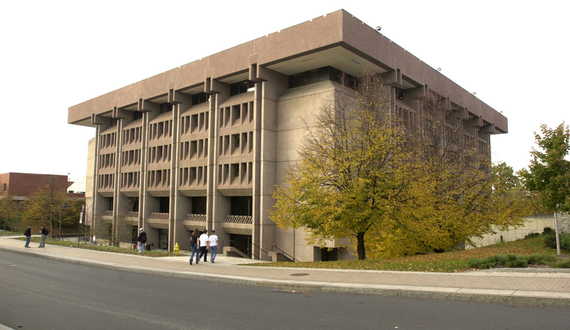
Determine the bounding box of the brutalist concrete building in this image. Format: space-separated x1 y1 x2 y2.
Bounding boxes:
68 10 507 261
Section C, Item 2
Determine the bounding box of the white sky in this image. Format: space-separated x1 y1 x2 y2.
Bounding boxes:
1 0 568 182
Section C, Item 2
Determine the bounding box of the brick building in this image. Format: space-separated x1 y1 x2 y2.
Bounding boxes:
0 173 72 201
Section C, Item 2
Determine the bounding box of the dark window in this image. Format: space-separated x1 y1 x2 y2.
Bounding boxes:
230 80 255 96
129 197 139 212
230 234 252 257
158 229 168 250
133 111 143 120
289 66 356 89
395 87 404 100
231 196 252 216
192 197 206 214
160 103 173 113
192 93 209 105
159 197 169 213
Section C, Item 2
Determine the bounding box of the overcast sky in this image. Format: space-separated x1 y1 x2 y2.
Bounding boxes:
1 0 568 183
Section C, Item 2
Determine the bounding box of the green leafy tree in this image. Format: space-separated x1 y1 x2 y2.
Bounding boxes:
491 162 537 220
271 74 409 260
520 123 570 213
22 178 68 237
0 192 15 231
520 123 570 255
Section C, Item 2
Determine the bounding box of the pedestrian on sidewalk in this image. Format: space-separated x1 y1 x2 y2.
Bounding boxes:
39 225 48 248
198 230 209 262
189 228 200 265
24 225 32 248
208 230 218 263
137 228 147 253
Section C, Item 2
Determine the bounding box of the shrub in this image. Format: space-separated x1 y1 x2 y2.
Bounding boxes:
467 254 557 269
524 232 541 239
543 227 554 235
553 258 570 268
544 232 570 251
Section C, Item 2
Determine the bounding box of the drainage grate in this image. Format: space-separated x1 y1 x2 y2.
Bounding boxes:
290 273 310 276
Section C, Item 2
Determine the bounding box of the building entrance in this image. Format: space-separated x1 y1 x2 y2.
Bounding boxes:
230 234 252 257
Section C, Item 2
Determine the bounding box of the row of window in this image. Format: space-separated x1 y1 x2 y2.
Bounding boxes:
102 102 249 150
122 149 141 167
98 174 114 190
101 133 252 170
218 162 253 186
99 153 115 169
219 102 253 128
219 132 253 156
179 166 207 187
102 163 255 190
121 172 140 189
149 120 173 141
395 105 488 154
149 145 172 164
123 126 142 145
180 112 209 135
100 132 116 150
180 139 208 161
148 169 171 189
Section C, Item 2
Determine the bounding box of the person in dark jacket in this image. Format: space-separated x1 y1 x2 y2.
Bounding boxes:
24 225 32 248
137 228 147 253
39 225 49 248
189 228 200 265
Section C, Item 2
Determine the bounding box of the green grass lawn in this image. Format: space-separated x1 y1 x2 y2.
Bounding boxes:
15 236 178 258
257 236 570 272
8 233 570 272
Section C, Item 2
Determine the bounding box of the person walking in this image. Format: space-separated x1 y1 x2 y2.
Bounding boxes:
137 228 147 253
198 230 209 262
39 225 48 248
24 225 32 248
189 228 200 265
208 230 219 263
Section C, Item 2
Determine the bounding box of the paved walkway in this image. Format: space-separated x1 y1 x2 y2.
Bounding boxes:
2 236 570 308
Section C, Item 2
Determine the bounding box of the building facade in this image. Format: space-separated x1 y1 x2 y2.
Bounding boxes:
68 10 507 261
0 173 72 201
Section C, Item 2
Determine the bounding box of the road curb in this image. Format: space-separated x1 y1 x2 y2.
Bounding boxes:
2 244 570 308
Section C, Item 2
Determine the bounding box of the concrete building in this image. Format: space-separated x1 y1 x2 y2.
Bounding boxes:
68 10 507 261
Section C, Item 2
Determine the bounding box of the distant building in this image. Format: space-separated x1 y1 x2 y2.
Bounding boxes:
68 10 507 261
0 172 74 201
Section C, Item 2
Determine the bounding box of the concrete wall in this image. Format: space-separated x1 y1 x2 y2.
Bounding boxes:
471 213 570 248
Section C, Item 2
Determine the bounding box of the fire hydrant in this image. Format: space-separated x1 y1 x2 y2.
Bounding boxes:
174 242 179 255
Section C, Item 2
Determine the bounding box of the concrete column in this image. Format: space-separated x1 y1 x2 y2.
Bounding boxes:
139 99 160 247
170 90 192 251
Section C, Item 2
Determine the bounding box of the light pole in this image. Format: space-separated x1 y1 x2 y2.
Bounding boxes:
59 204 68 241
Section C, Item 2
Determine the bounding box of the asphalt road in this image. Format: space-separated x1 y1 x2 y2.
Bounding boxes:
1 250 569 330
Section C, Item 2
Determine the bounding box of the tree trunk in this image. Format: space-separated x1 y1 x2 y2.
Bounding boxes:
357 232 366 260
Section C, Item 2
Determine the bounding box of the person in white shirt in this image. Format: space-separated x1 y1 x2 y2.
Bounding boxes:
198 230 209 262
208 230 219 263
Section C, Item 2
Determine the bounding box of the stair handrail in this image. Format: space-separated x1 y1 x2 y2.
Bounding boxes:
271 245 298 262
251 242 269 260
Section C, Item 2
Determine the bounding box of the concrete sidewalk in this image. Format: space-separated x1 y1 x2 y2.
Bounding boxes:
2 235 570 308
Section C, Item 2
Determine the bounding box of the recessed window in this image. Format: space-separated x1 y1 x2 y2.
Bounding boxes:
230 80 255 96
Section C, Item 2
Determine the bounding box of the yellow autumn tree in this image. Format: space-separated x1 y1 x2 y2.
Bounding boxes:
367 94 529 258
270 74 410 260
